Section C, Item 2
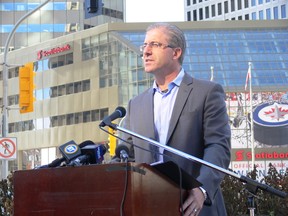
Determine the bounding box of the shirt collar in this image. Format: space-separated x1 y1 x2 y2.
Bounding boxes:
153 68 184 93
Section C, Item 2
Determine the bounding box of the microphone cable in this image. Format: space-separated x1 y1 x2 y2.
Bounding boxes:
99 126 185 216
120 160 129 216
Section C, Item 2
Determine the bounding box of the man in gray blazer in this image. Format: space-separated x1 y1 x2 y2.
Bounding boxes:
121 23 231 216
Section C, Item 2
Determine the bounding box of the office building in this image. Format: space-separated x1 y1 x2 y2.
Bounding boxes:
185 0 287 21
0 0 124 54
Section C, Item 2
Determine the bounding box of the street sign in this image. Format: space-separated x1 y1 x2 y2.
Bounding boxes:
0 138 17 159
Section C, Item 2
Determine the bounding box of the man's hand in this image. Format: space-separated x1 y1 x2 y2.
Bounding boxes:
180 187 205 216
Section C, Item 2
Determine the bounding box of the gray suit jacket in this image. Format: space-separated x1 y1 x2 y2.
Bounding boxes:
122 72 231 216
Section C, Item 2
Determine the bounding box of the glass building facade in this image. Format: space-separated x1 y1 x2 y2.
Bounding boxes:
0 0 124 53
0 20 287 177
185 0 288 21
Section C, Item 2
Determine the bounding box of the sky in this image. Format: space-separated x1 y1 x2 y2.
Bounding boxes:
125 0 185 22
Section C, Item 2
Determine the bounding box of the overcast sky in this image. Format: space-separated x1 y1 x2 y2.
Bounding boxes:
125 0 185 22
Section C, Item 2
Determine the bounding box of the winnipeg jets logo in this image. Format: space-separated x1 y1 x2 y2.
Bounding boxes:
253 102 288 127
264 104 288 121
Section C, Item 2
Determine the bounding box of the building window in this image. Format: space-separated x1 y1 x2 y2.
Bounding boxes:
58 115 66 126
218 3 222 15
212 5 216 17
238 16 242 20
231 0 235 12
92 110 100 121
224 1 229 14
66 114 74 125
193 0 196 4
281 5 286 19
66 83 74 95
83 111 91 123
50 87 57 98
258 0 263 4
205 6 209 19
245 14 249 20
259 10 264 20
244 0 249 8
82 80 90 91
187 11 191 21
193 9 197 21
75 112 83 124
251 0 256 6
274 6 278 19
266 8 271 20
187 0 191 6
58 85 66 96
100 108 109 120
238 0 242 10
74 81 82 93
199 8 203 20
252 12 256 20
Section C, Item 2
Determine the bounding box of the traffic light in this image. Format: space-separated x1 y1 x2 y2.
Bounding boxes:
108 127 117 156
84 0 103 19
19 62 35 113
87 0 99 13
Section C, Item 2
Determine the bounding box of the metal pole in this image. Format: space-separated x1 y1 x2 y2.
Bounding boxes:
1 0 51 179
248 62 255 168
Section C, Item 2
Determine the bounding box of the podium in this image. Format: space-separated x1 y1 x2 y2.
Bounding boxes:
13 163 200 216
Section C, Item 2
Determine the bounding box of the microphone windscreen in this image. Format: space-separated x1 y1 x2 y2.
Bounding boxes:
115 144 130 158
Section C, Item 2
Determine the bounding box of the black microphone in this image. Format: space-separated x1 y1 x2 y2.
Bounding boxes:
58 140 94 164
36 140 94 169
99 106 126 127
69 144 107 166
115 144 130 162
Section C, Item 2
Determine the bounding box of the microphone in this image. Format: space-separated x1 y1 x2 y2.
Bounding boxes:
115 144 130 162
69 144 107 166
99 106 126 127
59 140 94 164
36 140 94 168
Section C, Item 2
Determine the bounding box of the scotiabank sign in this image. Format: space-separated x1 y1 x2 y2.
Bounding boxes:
232 148 288 161
37 44 71 60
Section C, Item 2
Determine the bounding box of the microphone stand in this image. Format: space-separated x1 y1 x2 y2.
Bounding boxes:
107 123 287 216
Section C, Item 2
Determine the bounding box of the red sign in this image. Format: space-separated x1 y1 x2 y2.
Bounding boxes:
0 138 17 159
37 44 71 60
232 148 288 161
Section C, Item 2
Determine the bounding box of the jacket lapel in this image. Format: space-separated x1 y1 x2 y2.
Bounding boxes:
146 88 156 139
166 73 193 144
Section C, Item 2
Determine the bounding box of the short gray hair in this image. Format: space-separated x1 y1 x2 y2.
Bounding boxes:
146 23 186 64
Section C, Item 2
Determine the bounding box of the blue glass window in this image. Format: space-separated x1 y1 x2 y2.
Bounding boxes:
281 5 286 19
15 3 26 10
1 24 66 33
252 12 256 20
0 2 66 11
54 2 66 10
0 3 14 11
274 6 279 19
266 8 271 20
259 10 264 20
41 24 54 32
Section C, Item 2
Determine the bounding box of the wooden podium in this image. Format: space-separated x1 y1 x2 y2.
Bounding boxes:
13 163 199 216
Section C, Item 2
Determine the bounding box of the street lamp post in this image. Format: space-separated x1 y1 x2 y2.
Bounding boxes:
1 0 51 179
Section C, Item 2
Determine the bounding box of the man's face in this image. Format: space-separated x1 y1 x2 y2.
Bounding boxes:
142 28 175 74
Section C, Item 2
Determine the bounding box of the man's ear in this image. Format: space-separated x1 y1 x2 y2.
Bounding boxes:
173 47 182 60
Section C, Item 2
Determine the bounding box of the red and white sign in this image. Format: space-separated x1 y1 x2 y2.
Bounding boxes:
37 44 71 60
0 138 17 159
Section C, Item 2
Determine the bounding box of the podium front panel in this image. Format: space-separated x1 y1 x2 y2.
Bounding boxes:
14 163 184 216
